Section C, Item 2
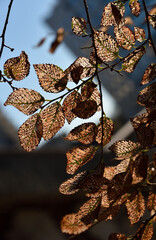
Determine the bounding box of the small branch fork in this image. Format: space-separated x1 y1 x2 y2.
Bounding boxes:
0 0 14 59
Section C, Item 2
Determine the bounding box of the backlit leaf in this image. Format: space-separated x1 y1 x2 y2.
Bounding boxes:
66 145 96 175
108 233 127 240
40 102 65 140
49 27 64 53
61 213 91 235
126 191 145 225
95 118 114 146
129 0 141 17
65 122 97 144
134 26 146 42
3 51 30 81
132 153 149 184
147 192 156 211
101 2 125 27
81 81 97 100
4 88 44 115
62 90 81 124
76 197 101 225
109 140 139 160
94 31 119 62
65 57 95 84
71 17 87 36
137 82 156 110
114 25 135 50
59 171 87 195
140 63 156 85
34 64 67 93
18 114 42 152
122 46 145 73
136 222 154 240
148 7 156 30
72 99 97 119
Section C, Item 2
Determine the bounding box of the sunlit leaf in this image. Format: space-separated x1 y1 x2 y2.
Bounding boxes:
148 7 156 30
62 90 81 124
76 197 101 225
49 27 64 53
137 82 156 110
136 222 154 240
109 140 139 160
81 81 97 100
147 192 156 211
65 122 97 144
134 26 146 42
129 0 141 17
72 99 97 119
95 118 114 146
65 57 95 84
94 31 119 62
71 17 87 36
3 51 30 80
18 114 42 152
101 2 125 27
40 102 65 140
114 25 135 50
122 46 145 73
132 153 149 184
34 64 67 93
108 233 127 240
59 171 87 195
66 145 96 175
61 213 92 235
4 88 44 115
140 63 156 85
126 191 145 225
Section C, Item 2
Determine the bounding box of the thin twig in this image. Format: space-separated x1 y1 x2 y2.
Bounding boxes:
0 0 14 59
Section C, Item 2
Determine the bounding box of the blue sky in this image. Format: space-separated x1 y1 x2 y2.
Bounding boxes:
0 0 117 138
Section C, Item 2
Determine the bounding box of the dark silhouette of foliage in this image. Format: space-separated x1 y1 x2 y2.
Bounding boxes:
0 0 156 239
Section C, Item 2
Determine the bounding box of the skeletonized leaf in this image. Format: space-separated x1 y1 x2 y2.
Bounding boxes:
101 2 125 27
148 7 156 30
94 31 119 62
65 57 95 84
134 27 145 42
49 27 64 53
76 197 101 225
62 90 81 124
147 192 156 211
61 213 91 235
108 233 127 240
137 82 156 109
4 88 44 115
140 63 156 85
114 25 135 50
95 118 114 146
136 222 154 240
3 51 30 81
18 114 42 152
40 102 65 140
126 192 145 225
59 171 87 195
66 145 96 175
72 100 97 119
71 17 87 36
129 0 141 17
109 140 139 160
122 46 145 73
65 122 97 144
34 64 67 93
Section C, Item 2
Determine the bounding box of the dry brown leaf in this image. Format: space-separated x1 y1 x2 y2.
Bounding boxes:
18 114 42 152
129 0 141 17
122 46 145 73
4 88 44 115
136 222 154 240
62 90 81 124
114 25 135 50
108 233 127 240
40 102 65 140
72 99 97 119
132 154 149 185
49 27 64 53
71 17 87 36
94 31 119 62
34 64 67 93
126 191 145 225
140 63 156 85
147 192 156 211
148 6 156 30
134 26 146 42
3 51 30 80
66 145 96 175
65 122 97 144
95 118 114 146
